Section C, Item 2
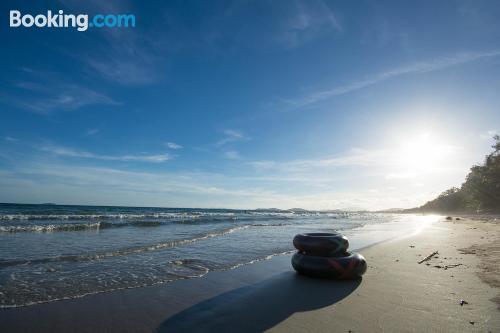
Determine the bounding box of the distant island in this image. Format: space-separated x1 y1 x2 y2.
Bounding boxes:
406 135 500 214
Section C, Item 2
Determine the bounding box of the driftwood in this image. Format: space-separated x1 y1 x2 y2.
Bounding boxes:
433 263 462 269
418 251 438 264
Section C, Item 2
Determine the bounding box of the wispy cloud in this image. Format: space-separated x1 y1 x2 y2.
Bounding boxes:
360 19 410 51
4 69 119 114
0 161 447 210
0 137 474 210
59 0 169 85
5 136 19 142
85 128 100 136
40 145 171 163
82 44 161 85
224 150 240 160
192 0 342 55
164 142 183 149
284 50 500 108
216 129 249 146
278 0 342 48
249 141 464 183
0 163 291 208
480 129 498 139
249 148 390 171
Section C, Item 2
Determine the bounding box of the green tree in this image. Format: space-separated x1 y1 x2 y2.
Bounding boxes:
461 135 500 211
413 135 500 213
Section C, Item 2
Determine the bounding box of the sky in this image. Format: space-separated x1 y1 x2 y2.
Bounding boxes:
1 0 500 210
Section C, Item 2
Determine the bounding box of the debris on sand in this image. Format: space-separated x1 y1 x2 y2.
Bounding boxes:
432 263 462 270
418 251 438 264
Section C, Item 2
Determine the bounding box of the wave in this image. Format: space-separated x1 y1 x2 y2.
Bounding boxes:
226 250 295 270
1 221 294 234
0 222 103 233
0 213 214 221
0 225 250 268
0 217 295 233
0 251 294 309
0 221 162 233
250 223 290 227
168 258 214 274
0 210 338 222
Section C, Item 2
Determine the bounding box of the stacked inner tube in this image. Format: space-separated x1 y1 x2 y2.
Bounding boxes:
291 233 367 279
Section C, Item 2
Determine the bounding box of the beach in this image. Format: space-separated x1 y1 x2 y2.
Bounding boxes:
3 1 500 332
0 215 498 332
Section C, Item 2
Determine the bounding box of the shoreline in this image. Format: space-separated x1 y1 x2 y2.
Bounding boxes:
0 216 499 332
0 213 435 310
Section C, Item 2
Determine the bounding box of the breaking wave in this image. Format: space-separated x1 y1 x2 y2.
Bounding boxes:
0 225 250 268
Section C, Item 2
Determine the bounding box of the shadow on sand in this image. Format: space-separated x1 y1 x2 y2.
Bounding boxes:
157 271 361 333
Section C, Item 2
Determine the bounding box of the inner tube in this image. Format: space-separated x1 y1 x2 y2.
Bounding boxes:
291 251 367 279
293 233 349 256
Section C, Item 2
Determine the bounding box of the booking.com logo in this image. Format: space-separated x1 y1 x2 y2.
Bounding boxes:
9 10 136 32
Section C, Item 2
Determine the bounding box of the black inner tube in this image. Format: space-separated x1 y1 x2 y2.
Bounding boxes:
291 252 367 279
293 233 349 256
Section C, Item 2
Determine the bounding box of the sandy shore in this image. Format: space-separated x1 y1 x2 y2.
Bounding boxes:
0 216 499 332
272 217 500 333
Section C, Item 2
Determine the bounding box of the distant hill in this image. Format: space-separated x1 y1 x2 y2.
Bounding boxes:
288 208 309 213
254 208 284 213
407 135 500 214
376 208 405 213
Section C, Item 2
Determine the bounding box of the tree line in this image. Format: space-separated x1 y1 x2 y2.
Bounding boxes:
408 135 500 213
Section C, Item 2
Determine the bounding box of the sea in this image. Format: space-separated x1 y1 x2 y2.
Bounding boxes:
0 203 439 308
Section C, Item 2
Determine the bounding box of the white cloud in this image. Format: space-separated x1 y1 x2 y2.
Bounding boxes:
15 84 118 113
5 69 119 114
216 129 249 146
480 129 498 139
284 50 500 108
0 133 481 210
247 139 468 198
40 145 171 163
165 142 183 149
249 148 391 172
5 136 19 142
0 163 291 209
385 172 417 180
59 0 167 85
224 150 240 160
2 159 425 210
0 137 474 210
85 128 100 136
278 0 342 48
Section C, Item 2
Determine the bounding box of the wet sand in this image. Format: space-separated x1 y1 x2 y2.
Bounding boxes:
0 216 498 332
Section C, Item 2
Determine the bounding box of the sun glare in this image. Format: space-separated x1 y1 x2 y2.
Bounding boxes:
396 132 454 175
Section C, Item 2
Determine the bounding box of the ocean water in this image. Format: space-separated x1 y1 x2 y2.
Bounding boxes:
0 203 438 308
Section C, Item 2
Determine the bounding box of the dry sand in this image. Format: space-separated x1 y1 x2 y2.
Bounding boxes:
0 216 498 332
270 217 500 333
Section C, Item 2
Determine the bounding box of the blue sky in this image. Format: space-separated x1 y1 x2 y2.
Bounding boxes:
1 0 500 210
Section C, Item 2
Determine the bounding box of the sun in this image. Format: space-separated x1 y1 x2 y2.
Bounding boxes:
396 132 454 175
